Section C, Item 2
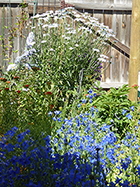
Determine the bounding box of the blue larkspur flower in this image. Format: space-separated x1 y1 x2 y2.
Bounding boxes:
17 132 25 143
90 95 93 99
5 143 14 152
122 179 130 186
122 109 127 115
81 99 86 103
54 110 61 115
95 108 98 113
22 140 29 150
48 111 53 116
137 165 140 175
115 177 122 184
101 124 111 131
26 129 30 135
11 126 18 132
89 89 93 94
126 113 133 120
77 103 81 107
110 119 114 123
130 106 134 112
57 117 61 122
89 99 93 103
121 157 131 171
52 117 57 121
135 125 138 130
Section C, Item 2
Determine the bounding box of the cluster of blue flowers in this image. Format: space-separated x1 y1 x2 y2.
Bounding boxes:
1 123 140 186
1 89 140 186
0 126 106 187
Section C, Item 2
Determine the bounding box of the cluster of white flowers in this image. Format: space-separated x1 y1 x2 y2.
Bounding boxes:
98 54 109 63
41 40 47 44
71 10 114 38
93 48 100 53
7 7 113 72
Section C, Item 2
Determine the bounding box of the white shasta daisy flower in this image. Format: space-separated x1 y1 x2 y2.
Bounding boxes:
7 64 17 71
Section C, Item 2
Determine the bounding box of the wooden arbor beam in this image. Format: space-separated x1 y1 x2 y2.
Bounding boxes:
128 0 140 101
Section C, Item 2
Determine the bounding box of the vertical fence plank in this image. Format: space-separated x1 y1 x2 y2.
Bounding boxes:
103 12 113 82
110 12 116 82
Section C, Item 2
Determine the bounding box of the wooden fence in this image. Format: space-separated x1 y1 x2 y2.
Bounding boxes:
94 9 131 87
0 1 133 89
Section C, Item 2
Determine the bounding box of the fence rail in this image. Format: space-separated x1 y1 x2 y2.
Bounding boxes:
69 3 132 11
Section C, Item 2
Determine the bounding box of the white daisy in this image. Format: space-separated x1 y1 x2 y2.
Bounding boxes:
49 48 55 52
7 64 17 71
41 40 47 44
69 47 73 50
75 44 79 47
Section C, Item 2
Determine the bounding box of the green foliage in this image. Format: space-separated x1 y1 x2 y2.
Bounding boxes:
68 83 140 138
93 84 139 137
19 2 28 8
0 68 56 138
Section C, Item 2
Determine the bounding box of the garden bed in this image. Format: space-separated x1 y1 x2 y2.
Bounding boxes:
0 7 140 187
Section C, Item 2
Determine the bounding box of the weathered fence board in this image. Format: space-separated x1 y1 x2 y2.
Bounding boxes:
93 12 131 83
65 0 132 10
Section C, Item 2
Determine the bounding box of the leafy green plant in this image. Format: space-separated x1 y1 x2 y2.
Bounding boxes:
92 84 139 136
0 67 56 138
67 83 140 138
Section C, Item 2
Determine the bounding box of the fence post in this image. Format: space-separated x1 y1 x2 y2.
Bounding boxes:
128 0 140 101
